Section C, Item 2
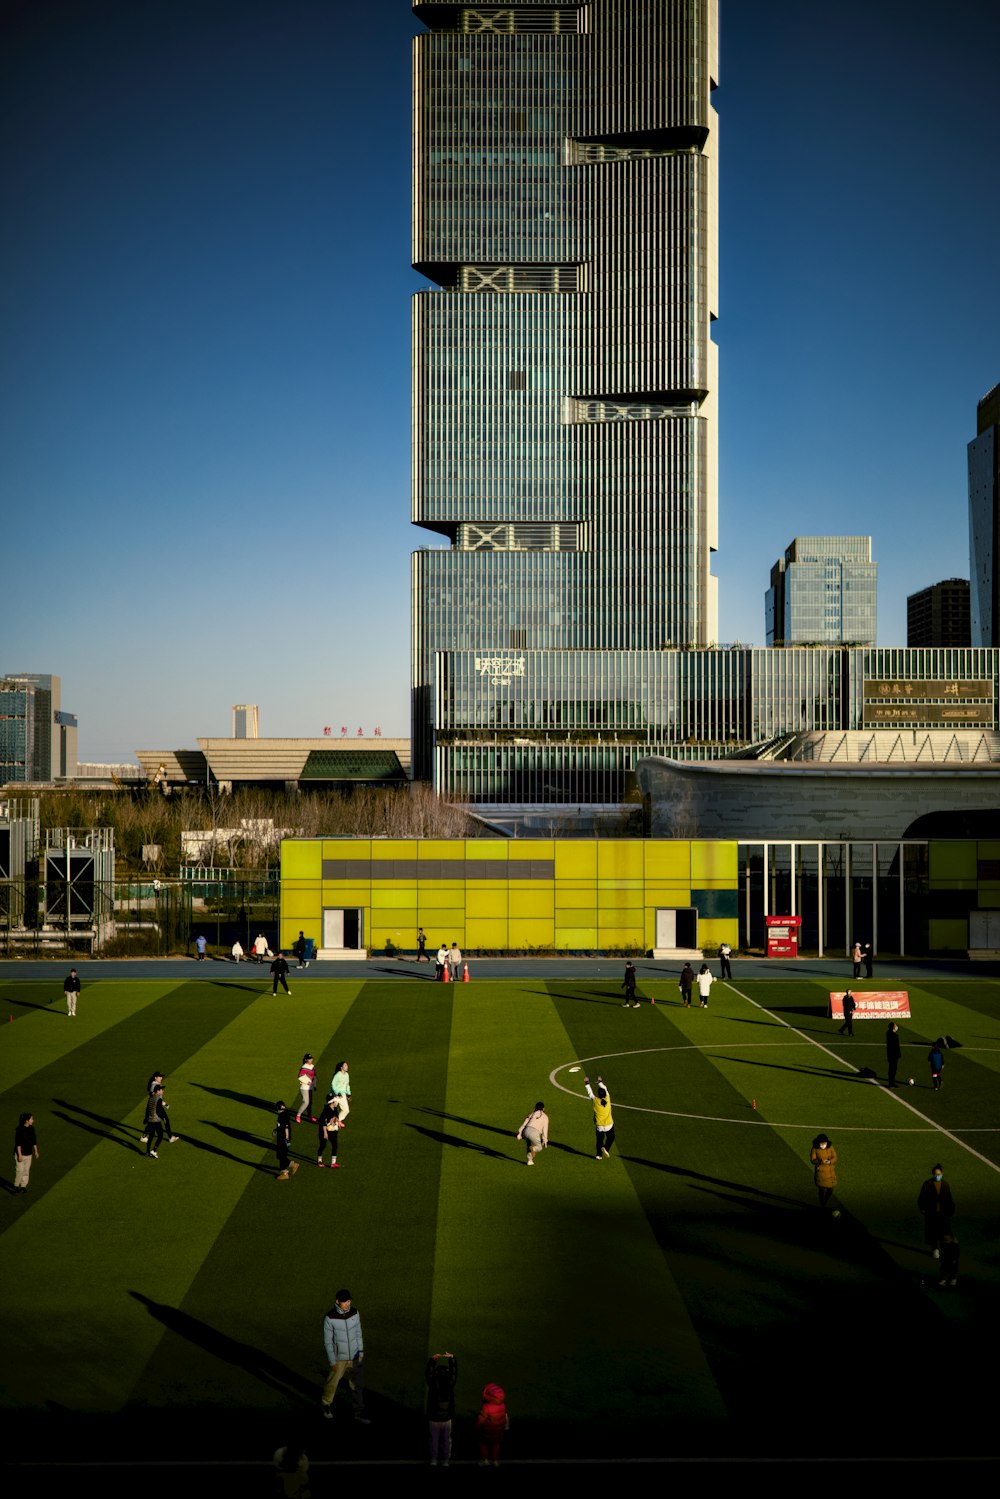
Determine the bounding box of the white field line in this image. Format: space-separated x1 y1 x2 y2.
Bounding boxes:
723 981 1000 1174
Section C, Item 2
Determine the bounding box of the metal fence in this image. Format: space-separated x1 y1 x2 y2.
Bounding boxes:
0 876 280 958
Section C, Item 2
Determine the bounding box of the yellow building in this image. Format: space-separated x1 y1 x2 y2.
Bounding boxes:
280 838 738 957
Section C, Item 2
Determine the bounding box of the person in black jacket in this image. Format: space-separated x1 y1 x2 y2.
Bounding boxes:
274 1101 298 1181
271 952 292 996
838 990 857 1037
64 968 81 1017
426 1352 458 1466
918 1165 955 1259
886 1022 902 1086
144 1086 168 1158
621 961 639 1008
14 1112 39 1193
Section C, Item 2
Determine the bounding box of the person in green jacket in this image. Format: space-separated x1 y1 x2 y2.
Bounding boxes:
331 1061 351 1124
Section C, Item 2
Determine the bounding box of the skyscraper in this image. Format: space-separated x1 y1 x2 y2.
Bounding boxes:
765 537 877 649
411 1 719 792
906 579 970 648
969 381 1000 647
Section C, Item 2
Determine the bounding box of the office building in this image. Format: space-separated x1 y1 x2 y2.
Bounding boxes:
907 579 971 648
0 674 77 783
969 381 1000 647
232 704 259 740
411 0 720 785
765 536 877 648
434 644 999 808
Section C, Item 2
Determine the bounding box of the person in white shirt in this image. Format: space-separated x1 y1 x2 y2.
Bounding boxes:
516 1102 549 1166
696 964 715 1008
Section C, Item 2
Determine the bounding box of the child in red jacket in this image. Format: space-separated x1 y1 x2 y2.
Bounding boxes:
476 1382 509 1466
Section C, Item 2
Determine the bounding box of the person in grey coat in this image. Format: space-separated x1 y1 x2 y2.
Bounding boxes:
321 1289 370 1423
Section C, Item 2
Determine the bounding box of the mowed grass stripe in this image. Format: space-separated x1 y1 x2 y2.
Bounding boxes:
739 979 1000 1170
0 981 258 1235
429 982 727 1457
0 980 182 1098
0 980 360 1412
557 981 997 1450
127 978 454 1420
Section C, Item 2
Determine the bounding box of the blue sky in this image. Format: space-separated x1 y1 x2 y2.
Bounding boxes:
2 0 998 762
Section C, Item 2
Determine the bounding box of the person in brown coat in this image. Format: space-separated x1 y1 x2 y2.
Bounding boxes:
917 1164 955 1259
810 1133 838 1211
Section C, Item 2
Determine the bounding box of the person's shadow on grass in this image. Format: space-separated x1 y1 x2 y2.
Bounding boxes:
189 1083 276 1111
51 1100 142 1152
5 996 63 1014
207 980 261 994
128 1292 314 1401
718 1055 866 1082
404 1121 516 1162
625 1155 805 1208
412 1105 511 1141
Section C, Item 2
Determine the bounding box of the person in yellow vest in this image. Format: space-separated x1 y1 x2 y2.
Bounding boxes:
584 1075 615 1161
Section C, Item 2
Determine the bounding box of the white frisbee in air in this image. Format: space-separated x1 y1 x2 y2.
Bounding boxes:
568 1066 582 1073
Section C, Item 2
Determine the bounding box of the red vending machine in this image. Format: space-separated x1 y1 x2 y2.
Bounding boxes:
765 915 802 958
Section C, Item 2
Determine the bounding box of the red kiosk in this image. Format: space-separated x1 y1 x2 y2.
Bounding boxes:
765 914 802 958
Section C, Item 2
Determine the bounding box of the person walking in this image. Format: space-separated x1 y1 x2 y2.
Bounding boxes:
678 962 695 1008
63 968 81 1018
195 934 208 961
809 1133 838 1213
928 1042 944 1091
838 989 857 1037
270 952 292 996
330 1061 351 1124
435 943 448 981
918 1164 955 1259
448 942 462 981
417 928 429 962
274 1101 298 1181
13 1111 39 1195
516 1101 549 1166
621 960 639 1007
231 940 244 963
316 1094 342 1170
696 963 715 1008
476 1382 509 1467
851 940 862 978
886 1022 902 1086
425 1352 458 1466
321 1290 370 1423
253 933 268 964
719 942 733 980
294 931 310 970
144 1086 169 1159
584 1075 615 1160
296 1055 317 1124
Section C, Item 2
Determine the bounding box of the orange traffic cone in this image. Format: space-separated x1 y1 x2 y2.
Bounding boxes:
649 992 655 1004
752 1098 757 1111
442 963 450 983
462 962 470 982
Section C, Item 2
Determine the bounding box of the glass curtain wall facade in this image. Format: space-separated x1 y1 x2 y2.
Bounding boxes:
411 1 720 782
434 646 1000 803
969 381 1000 647
765 536 877 648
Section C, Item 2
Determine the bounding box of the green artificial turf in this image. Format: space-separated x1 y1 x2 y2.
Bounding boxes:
1 970 998 1464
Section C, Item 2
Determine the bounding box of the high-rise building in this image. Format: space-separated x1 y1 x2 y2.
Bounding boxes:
765 537 877 648
411 0 720 790
232 704 259 740
969 381 1000 647
0 673 77 781
907 579 971 648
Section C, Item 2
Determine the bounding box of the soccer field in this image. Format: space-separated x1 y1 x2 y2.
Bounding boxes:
2 966 999 1467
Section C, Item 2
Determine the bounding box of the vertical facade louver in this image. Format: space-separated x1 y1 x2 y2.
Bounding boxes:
411 1 720 792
